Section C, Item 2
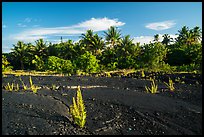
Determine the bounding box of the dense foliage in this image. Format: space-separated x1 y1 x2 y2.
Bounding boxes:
2 55 12 72
3 25 202 74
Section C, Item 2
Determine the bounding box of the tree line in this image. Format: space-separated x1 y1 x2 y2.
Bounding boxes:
2 26 202 74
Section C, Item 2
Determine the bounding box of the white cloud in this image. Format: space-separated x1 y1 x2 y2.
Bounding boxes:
75 17 125 31
133 34 177 45
24 18 32 23
133 36 154 45
2 45 12 53
145 20 176 31
17 23 27 28
11 17 125 42
32 25 40 28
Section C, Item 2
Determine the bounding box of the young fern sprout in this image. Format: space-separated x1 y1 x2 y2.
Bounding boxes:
15 83 19 91
29 76 40 93
145 78 158 94
70 86 86 128
20 77 28 90
164 78 175 91
4 83 13 91
141 70 145 78
4 83 19 91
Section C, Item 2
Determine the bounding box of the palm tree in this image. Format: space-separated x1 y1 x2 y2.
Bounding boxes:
192 26 202 43
176 26 202 45
104 26 121 48
34 39 48 59
80 30 105 55
80 29 94 50
63 39 76 60
120 35 134 50
176 26 190 45
162 34 173 45
11 41 27 70
153 34 159 42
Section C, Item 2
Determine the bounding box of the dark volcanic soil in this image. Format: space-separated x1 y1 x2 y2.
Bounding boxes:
2 74 202 135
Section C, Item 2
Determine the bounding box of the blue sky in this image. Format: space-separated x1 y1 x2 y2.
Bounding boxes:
2 2 202 53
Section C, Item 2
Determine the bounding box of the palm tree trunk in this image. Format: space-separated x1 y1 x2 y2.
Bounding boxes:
20 59 24 70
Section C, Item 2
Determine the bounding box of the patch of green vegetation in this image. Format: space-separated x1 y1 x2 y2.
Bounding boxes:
19 76 40 93
19 77 28 90
3 25 202 75
141 70 145 78
29 76 40 93
145 78 158 94
4 83 19 92
70 86 86 128
51 84 57 90
164 78 175 91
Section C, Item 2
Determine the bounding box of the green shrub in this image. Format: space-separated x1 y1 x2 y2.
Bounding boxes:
47 56 73 73
32 55 45 71
145 78 158 94
2 55 13 72
74 51 99 73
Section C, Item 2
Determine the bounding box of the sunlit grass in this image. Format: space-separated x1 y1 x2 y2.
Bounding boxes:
164 78 175 91
4 83 19 92
145 78 158 94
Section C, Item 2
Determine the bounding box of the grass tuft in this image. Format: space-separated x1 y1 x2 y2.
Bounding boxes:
164 78 175 91
4 83 19 92
29 76 40 93
145 78 158 94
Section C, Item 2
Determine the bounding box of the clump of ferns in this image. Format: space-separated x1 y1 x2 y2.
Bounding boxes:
70 86 86 128
145 77 158 94
164 78 175 92
51 84 57 91
29 76 40 93
4 83 19 92
141 70 145 78
19 77 28 90
19 76 40 93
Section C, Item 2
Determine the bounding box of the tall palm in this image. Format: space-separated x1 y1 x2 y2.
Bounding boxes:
153 34 159 42
185 31 195 45
63 39 76 60
162 34 173 45
120 35 134 49
80 29 94 49
11 41 27 70
176 26 202 45
118 35 134 56
176 26 190 45
91 34 105 56
192 26 202 43
81 30 105 55
34 39 48 59
104 26 121 48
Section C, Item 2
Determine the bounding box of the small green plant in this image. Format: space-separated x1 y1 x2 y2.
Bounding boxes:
141 70 145 78
175 77 181 83
164 78 175 91
4 83 14 91
15 83 19 91
145 78 158 94
70 86 86 128
2 74 7 77
29 76 40 93
51 84 57 90
4 83 19 91
19 77 28 90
